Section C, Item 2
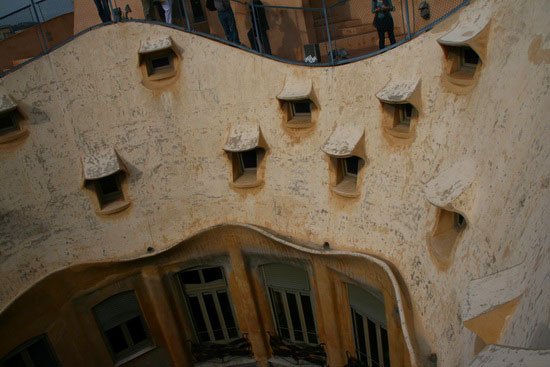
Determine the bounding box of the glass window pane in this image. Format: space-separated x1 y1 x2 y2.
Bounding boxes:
381 327 390 367
203 294 224 340
217 291 237 339
286 292 304 342
126 316 147 345
105 325 129 354
188 296 209 342
300 295 317 344
353 310 367 361
202 267 223 283
367 319 379 366
28 337 58 367
180 270 201 284
270 289 290 339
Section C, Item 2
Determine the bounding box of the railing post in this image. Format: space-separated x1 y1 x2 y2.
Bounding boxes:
321 0 334 65
404 0 412 39
179 0 192 31
29 0 48 53
250 3 263 54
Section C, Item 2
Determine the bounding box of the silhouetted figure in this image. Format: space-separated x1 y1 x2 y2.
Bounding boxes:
214 0 240 44
141 0 154 20
247 0 271 55
94 0 111 23
372 0 396 49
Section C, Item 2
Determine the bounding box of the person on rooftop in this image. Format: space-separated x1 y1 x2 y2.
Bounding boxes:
372 0 396 50
214 0 240 44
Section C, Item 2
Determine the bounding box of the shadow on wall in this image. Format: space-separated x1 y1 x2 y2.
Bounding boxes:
269 8 301 61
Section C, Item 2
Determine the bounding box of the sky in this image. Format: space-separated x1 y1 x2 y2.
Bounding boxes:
0 0 74 26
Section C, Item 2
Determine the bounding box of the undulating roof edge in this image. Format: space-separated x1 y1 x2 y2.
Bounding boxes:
0 1 470 80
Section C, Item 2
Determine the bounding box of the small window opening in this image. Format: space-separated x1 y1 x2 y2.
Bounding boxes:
145 52 174 77
333 156 363 197
231 148 263 187
0 110 19 135
454 212 466 230
291 100 311 116
95 173 124 208
286 99 313 124
177 266 240 343
93 291 153 363
239 149 257 172
461 47 479 68
398 104 414 126
1 335 60 367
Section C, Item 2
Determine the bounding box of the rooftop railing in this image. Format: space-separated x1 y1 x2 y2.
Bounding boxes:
0 0 469 76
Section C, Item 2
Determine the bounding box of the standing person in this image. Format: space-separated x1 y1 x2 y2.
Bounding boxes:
141 0 155 20
214 0 240 44
94 0 111 23
247 0 271 54
372 0 396 50
160 0 173 24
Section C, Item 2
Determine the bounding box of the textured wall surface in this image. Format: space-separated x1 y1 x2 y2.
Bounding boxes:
0 0 549 365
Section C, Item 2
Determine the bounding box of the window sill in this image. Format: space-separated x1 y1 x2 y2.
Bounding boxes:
147 69 176 81
231 171 262 189
0 128 29 144
286 116 313 129
332 176 359 198
446 68 477 86
96 200 131 215
115 345 156 367
385 124 413 139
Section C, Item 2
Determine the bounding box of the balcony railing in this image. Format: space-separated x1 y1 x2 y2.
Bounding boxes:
188 334 253 363
268 332 327 365
0 0 469 76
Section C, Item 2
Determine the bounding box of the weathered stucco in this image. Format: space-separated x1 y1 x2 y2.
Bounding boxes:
0 0 549 365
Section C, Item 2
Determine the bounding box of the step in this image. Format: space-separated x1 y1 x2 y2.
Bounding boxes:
318 31 406 61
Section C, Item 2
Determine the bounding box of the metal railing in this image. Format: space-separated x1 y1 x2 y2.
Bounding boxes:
0 0 469 75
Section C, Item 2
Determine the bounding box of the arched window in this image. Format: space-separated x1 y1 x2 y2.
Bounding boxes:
177 266 239 343
261 263 318 345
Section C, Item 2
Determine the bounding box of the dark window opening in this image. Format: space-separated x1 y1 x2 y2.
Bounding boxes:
291 100 311 116
239 149 257 170
96 174 123 207
151 56 170 69
462 47 479 66
202 267 224 283
105 325 129 354
454 213 466 230
0 110 19 134
344 156 360 176
399 104 413 125
181 270 201 284
2 335 59 367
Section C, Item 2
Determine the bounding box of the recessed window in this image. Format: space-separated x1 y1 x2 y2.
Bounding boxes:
231 148 263 188
1 335 59 367
398 103 413 126
461 47 479 68
145 51 174 78
285 99 314 126
333 156 363 197
454 212 466 230
95 173 124 209
177 266 240 343
348 284 390 367
429 208 467 270
261 263 318 345
0 110 19 135
93 291 153 363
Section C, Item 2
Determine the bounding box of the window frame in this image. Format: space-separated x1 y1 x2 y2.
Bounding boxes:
333 156 363 197
0 109 20 135
351 307 390 367
1 334 60 367
92 291 154 364
177 266 241 344
460 46 480 69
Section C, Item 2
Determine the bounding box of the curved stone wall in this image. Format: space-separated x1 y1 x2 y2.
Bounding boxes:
0 0 549 365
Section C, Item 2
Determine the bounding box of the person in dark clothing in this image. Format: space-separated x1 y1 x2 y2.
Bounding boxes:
214 0 240 44
372 0 396 49
94 0 112 23
247 0 271 55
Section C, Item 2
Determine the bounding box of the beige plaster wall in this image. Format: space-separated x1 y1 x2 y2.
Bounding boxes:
0 0 549 365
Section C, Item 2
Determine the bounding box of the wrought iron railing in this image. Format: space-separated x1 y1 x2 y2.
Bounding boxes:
268 332 327 365
0 0 470 76
188 334 253 363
